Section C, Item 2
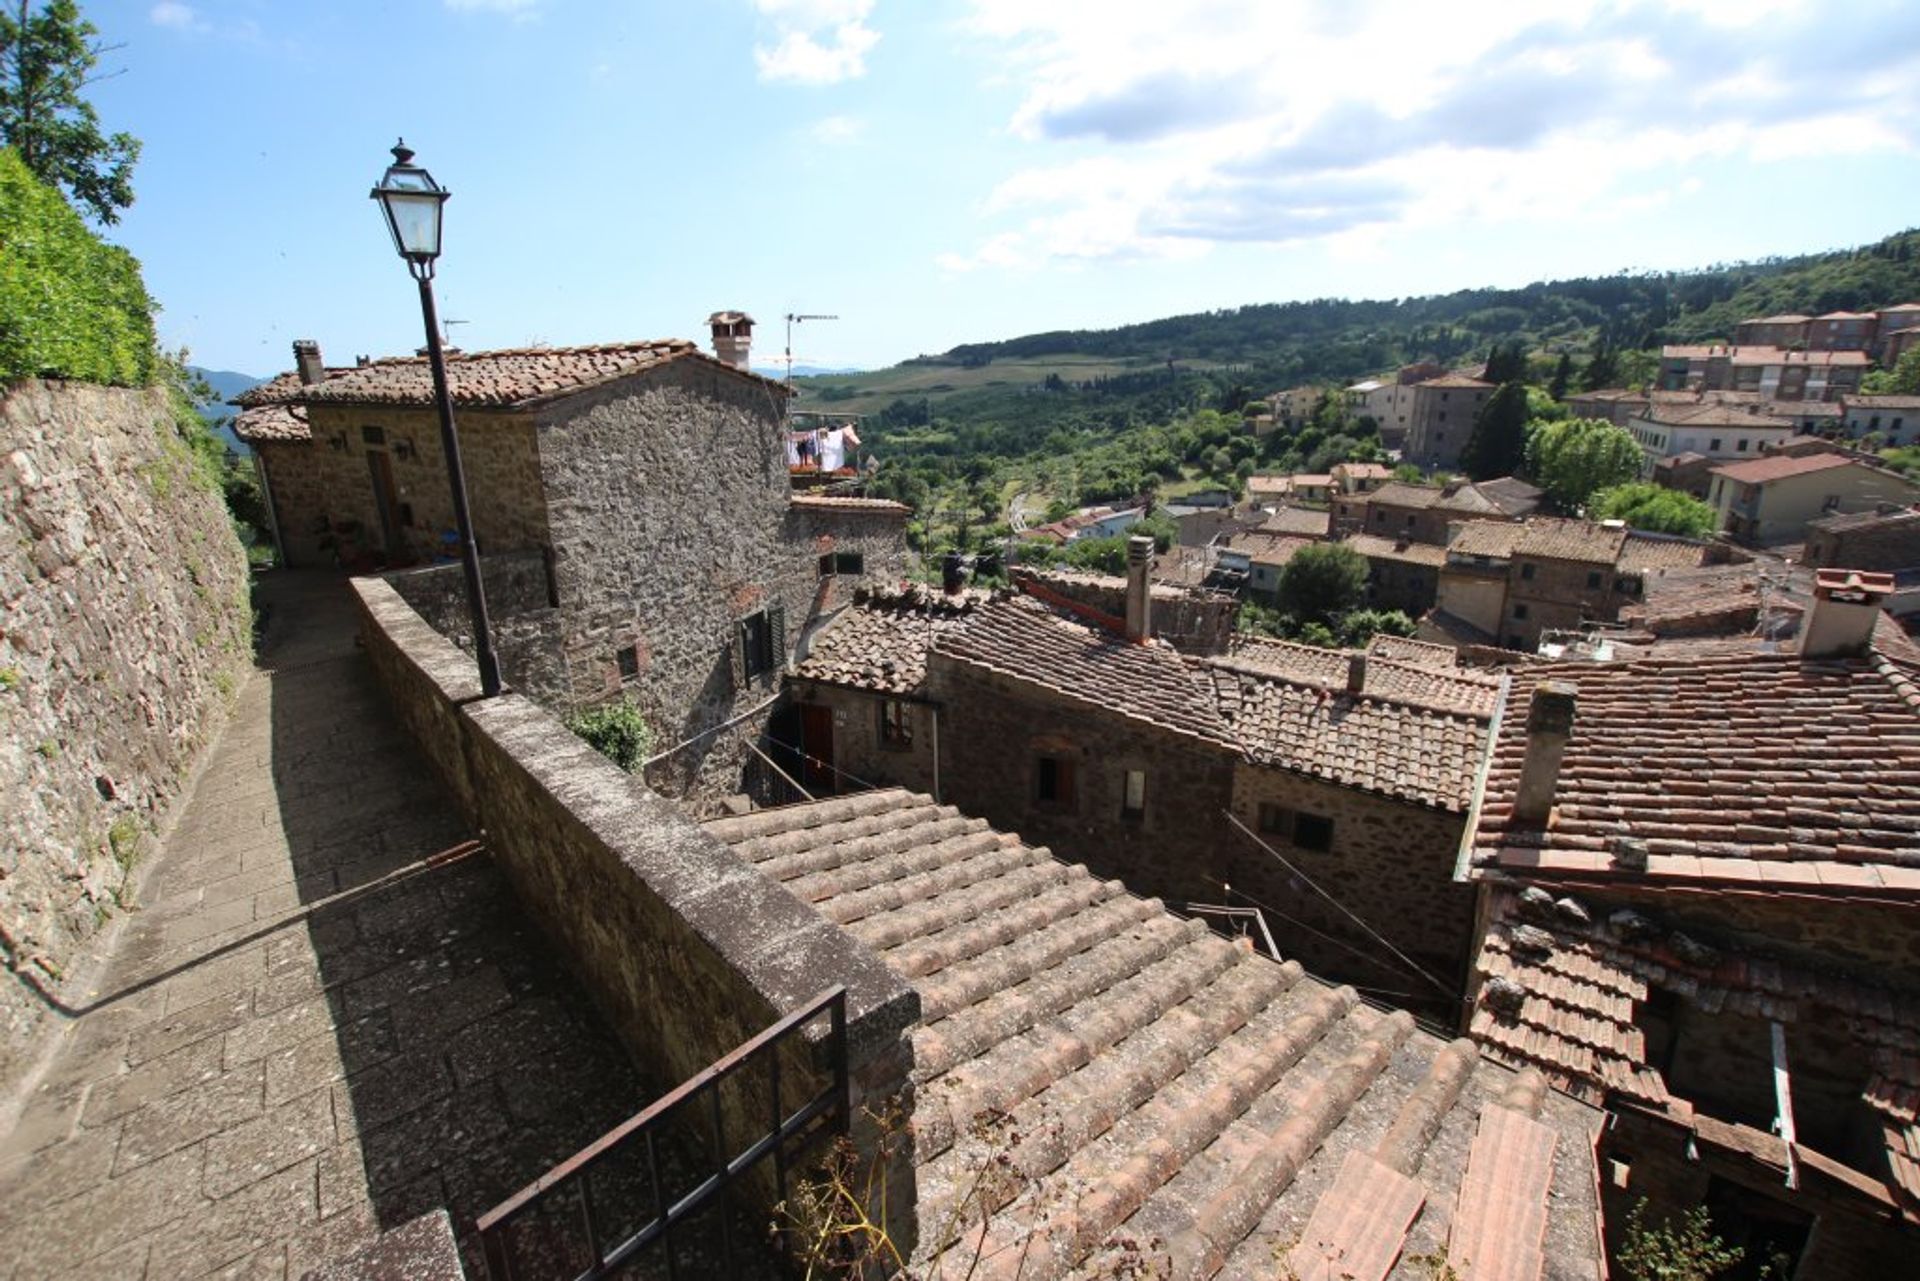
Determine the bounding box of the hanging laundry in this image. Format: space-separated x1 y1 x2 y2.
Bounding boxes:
818 427 846 472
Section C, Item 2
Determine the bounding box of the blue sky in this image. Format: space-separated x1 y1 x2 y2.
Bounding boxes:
91 0 1920 377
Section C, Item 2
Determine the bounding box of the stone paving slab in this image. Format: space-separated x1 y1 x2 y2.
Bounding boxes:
0 573 752 1280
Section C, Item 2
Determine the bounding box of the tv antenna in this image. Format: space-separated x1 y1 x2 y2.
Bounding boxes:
785 312 838 388
441 317 469 344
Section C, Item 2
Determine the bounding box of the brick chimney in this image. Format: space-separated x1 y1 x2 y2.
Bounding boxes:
1801 568 1894 659
292 339 324 385
1512 680 1578 827
1346 651 1367 694
707 310 754 371
1125 535 1154 642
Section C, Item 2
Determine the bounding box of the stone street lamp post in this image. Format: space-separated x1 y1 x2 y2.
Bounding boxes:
370 139 502 697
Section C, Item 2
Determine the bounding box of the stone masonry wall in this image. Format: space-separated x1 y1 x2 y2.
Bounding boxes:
352 576 922 1252
1 380 250 1085
924 658 1238 907
383 551 571 702
532 362 907 808
788 680 940 798
1226 767 1475 1013
258 408 547 569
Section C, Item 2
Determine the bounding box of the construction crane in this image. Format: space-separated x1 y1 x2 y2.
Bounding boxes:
784 312 838 388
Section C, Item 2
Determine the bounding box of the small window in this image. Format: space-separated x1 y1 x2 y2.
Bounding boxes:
1404 514 1416 528
1513 603 1530 620
735 606 785 684
1258 802 1289 835
1520 562 1535 581
818 551 865 577
1586 570 1602 589
1736 438 1749 452
616 644 640 680
1036 755 1075 807
1709 438 1721 452
879 699 912 748
1121 769 1146 820
361 425 386 446
1292 812 1335 852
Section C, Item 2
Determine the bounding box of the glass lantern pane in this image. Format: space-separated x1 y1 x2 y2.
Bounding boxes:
384 191 442 257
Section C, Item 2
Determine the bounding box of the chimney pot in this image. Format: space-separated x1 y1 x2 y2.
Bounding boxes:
292 339 323 386
1124 535 1154 642
1346 651 1367 694
708 310 754 372
1802 568 1894 658
1512 679 1578 827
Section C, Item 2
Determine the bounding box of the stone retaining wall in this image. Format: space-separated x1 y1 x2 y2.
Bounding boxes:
351 576 920 1252
1 380 250 1088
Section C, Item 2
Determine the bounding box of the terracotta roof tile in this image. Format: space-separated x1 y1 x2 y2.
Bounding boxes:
1616 532 1716 573
701 791 1603 1277
788 494 910 515
1345 533 1449 567
932 595 1233 746
1366 634 1464 669
236 340 785 411
1710 452 1870 485
232 403 309 443
794 588 983 694
1472 652 1920 885
1258 506 1333 538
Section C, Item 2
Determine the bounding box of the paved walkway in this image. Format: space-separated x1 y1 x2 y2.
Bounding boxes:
0 573 655 1279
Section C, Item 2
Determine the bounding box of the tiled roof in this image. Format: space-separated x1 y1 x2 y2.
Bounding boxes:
236 340 786 411
702 791 1602 1277
1258 506 1332 538
1247 475 1292 494
1470 652 1920 894
1364 482 1502 515
1207 655 1496 810
1447 523 1522 559
1334 462 1394 479
788 494 911 515
1367 634 1464 669
1421 374 1494 389
1227 533 1317 567
1221 634 1500 718
932 595 1233 746
1474 476 1544 517
1809 505 1920 532
1845 394 1920 410
1618 564 1799 634
1751 313 1812 324
1638 402 1783 428
1344 533 1449 567
1616 532 1716 573
232 403 309 443
1709 452 1860 485
793 588 983 694
1469 887 1920 1220
1513 519 1630 565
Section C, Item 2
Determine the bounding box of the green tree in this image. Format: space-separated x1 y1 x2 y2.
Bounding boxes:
1616 1199 1745 1281
1338 608 1415 647
1459 382 1530 480
1581 339 1621 391
1276 543 1369 626
1548 352 1574 400
1484 341 1528 385
0 1 139 223
1526 416 1643 511
1588 483 1718 538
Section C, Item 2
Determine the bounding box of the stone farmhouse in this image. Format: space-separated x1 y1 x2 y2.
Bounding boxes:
1430 518 1728 651
788 542 1500 1010
1331 479 1513 546
236 331 911 800
1457 571 1920 1277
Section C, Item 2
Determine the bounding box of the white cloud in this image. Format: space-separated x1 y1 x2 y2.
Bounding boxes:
811 114 867 144
753 0 879 85
149 3 203 30
942 0 1920 269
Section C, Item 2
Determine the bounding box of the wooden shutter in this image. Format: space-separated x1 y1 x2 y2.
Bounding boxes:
769 604 787 674
728 619 746 692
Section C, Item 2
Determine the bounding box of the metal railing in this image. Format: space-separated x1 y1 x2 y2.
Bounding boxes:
477 986 850 1281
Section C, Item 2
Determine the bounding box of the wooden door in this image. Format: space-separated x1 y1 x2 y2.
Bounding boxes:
799 704 835 794
365 451 404 563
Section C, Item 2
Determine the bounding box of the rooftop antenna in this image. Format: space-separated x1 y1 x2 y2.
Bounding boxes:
785 312 838 388
441 316 468 345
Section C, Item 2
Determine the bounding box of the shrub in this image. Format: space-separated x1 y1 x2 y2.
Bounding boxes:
1588 483 1718 539
0 147 156 386
565 699 651 772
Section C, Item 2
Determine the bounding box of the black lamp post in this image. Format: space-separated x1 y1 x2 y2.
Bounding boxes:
371 139 502 697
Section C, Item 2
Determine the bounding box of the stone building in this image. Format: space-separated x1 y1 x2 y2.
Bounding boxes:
1804 504 1920 571
1331 478 1511 545
1458 576 1920 1277
236 336 910 802
1343 533 1449 615
1403 373 1494 468
1434 517 1723 650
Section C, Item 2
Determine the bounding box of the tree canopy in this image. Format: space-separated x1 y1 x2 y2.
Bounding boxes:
1587 483 1719 538
1276 543 1370 625
1459 382 1530 480
0 1 138 223
1526 416 1644 511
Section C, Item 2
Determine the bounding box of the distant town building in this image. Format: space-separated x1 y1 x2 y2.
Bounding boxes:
1706 452 1920 545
